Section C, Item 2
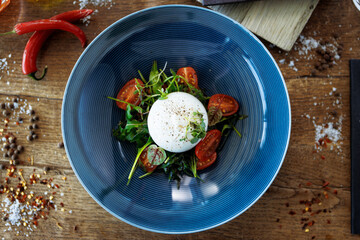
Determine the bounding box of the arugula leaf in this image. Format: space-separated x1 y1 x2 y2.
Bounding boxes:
148 61 164 95
112 105 149 147
158 151 200 188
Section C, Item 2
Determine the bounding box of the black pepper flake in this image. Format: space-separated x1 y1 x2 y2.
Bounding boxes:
0 103 5 109
28 125 33 130
289 210 296 215
58 142 64 148
27 135 33 141
0 164 5 170
32 123 38 129
17 145 23 152
30 109 35 115
32 134 38 139
44 166 50 172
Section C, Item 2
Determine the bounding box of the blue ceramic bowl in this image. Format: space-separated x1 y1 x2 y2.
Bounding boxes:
62 5 291 234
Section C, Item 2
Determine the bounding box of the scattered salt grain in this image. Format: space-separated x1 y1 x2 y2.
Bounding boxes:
73 0 115 25
279 59 285 64
297 35 319 56
314 120 342 144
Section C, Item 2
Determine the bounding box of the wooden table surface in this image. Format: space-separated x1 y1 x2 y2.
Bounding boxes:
0 0 359 239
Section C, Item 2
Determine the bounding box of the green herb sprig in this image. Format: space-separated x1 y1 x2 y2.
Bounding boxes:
180 111 207 144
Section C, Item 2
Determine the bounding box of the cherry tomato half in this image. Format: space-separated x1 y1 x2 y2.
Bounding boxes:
116 78 144 110
0 0 10 14
208 94 239 117
195 129 221 161
196 152 217 170
138 147 157 173
177 67 199 89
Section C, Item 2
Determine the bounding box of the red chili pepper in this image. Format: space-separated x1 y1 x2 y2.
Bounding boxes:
13 20 86 46
21 9 93 80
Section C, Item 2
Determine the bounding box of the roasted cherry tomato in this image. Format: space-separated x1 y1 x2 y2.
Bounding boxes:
195 129 221 161
116 78 144 110
208 94 239 117
177 67 199 89
138 147 157 173
196 152 217 170
0 0 10 14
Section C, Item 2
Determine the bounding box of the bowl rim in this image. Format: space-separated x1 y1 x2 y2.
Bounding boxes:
61 4 291 234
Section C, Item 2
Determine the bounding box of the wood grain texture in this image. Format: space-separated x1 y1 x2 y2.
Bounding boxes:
196 0 319 51
0 0 359 239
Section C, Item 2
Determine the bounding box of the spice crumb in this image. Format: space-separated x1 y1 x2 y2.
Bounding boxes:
56 222 63 229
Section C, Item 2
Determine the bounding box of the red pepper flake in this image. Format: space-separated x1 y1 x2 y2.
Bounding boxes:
322 181 330 187
55 184 60 189
308 221 315 227
321 155 326 160
306 182 312 186
302 223 308 230
333 189 338 195
60 202 64 207
285 203 290 207
324 193 329 199
327 220 331 224
279 224 282 229
52 192 56 195
15 122 19 126
312 236 316 239
289 210 296 215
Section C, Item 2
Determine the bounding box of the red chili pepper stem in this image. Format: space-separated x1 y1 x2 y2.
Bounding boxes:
27 66 47 81
0 30 15 36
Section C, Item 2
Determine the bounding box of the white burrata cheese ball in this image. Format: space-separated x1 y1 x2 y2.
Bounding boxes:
147 92 208 153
